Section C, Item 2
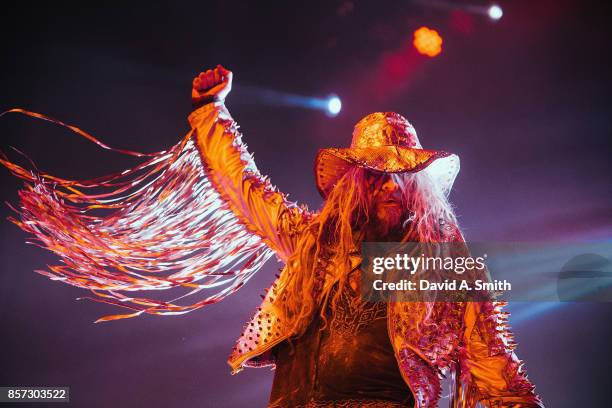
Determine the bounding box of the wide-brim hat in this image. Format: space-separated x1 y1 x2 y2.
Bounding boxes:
315 112 459 198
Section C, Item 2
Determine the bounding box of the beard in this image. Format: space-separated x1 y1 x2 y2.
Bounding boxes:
364 200 407 242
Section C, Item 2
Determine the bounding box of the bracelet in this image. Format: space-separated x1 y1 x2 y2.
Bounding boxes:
192 95 222 110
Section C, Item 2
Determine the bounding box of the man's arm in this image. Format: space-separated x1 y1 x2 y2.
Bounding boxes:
441 225 543 407
189 65 312 263
459 301 544 407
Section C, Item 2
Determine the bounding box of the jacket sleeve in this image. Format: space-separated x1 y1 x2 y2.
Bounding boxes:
459 300 545 407
442 224 544 407
188 102 312 263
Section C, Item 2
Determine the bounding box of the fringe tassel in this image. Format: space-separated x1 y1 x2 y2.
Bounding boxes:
1 109 274 322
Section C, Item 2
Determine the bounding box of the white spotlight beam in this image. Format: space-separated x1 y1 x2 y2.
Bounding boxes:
233 85 342 117
411 0 503 21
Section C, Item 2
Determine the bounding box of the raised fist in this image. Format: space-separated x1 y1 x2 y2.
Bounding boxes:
192 65 233 107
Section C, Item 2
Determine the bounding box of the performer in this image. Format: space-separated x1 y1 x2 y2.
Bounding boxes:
1 65 543 407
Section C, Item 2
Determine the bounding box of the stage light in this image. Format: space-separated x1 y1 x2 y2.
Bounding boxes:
413 26 442 57
238 85 341 117
327 96 342 116
488 4 503 20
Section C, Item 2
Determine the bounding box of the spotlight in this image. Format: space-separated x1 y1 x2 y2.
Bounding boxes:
413 26 443 57
327 95 342 116
243 86 342 117
488 4 503 20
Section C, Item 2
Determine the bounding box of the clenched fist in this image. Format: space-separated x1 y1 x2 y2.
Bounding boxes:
192 65 233 108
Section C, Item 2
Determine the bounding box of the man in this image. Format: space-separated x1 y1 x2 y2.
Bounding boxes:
2 65 543 407
191 66 544 407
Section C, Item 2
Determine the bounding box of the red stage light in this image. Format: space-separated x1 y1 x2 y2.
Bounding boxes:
413 26 442 57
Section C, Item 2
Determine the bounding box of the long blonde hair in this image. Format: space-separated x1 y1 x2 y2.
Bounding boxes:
276 166 459 338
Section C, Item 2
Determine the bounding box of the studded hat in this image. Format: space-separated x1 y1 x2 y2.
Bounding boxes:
314 112 460 198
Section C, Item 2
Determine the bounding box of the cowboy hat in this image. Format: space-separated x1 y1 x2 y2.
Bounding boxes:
314 112 459 198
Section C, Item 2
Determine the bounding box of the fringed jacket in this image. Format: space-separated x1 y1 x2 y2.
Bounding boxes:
188 102 544 408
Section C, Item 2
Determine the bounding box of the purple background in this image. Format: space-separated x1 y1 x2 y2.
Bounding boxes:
1 1 611 407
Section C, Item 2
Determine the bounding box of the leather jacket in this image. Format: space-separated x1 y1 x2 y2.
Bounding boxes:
188 103 544 408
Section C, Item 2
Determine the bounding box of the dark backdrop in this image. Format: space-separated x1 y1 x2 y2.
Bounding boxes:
1 1 611 407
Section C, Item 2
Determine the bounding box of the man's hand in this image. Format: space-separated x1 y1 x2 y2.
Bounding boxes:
192 65 233 108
